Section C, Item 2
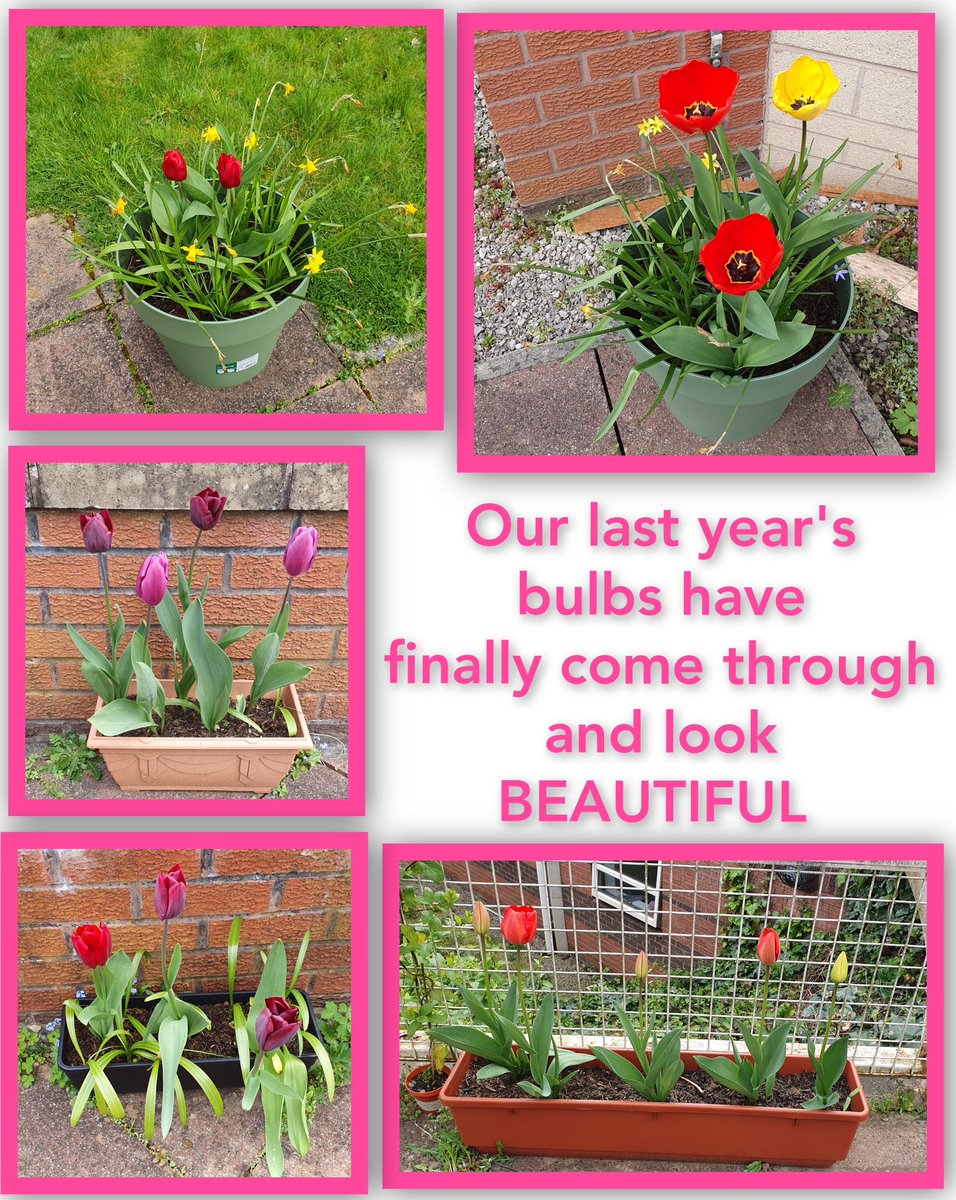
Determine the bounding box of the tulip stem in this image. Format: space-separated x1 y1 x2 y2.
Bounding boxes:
705 131 723 224
98 554 114 662
161 919 168 993
187 529 203 598
145 606 153 659
759 963 771 1047
515 947 533 1048
799 121 808 199
279 577 294 620
820 978 839 1060
478 933 493 1011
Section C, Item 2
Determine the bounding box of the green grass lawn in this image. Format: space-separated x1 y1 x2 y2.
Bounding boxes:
26 24 428 351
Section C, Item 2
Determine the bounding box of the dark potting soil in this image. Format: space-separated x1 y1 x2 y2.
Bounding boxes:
124 244 309 320
62 1000 238 1066
115 699 293 739
458 1057 852 1110
407 1068 449 1094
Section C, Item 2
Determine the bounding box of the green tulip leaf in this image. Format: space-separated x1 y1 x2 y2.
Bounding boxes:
88 699 155 736
257 661 312 700
158 1015 189 1139
182 600 233 732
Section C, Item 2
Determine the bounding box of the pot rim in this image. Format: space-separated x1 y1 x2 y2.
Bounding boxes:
86 679 313 752
440 1049 869 1123
118 216 316 328
617 202 853 383
404 1062 453 1097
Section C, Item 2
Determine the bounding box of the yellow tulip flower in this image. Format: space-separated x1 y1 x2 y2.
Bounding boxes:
772 56 840 121
831 951 849 985
305 248 326 275
183 244 205 263
202 125 221 144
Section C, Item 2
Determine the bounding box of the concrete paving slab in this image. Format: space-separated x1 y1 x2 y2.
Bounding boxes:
18 1070 169 1179
361 345 428 413
280 377 374 415
250 1088 353 1178
599 342 877 457
474 350 621 457
24 727 349 802
112 303 347 415
27 312 143 414
26 215 102 332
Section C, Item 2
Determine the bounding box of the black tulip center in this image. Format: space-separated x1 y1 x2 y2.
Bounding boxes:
725 249 762 284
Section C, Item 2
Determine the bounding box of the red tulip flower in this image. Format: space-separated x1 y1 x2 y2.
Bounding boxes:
218 153 242 189
189 487 227 531
756 928 781 966
155 864 187 920
136 553 170 607
72 922 112 969
501 905 538 946
283 526 318 578
659 60 740 134
162 150 188 182
256 996 302 1053
79 510 113 554
699 214 784 296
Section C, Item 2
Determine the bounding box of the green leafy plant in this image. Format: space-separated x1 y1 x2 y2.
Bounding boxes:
26 733 103 797
803 951 860 1112
69 85 417 365
549 55 890 443
317 1001 352 1087
270 747 324 797
890 398 918 437
694 929 789 1102
229 918 335 1177
399 861 459 1077
589 953 685 1101
18 1026 69 1090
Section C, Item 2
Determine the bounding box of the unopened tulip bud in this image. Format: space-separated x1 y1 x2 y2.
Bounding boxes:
155 864 187 920
79 510 113 553
831 951 849 985
472 901 490 936
256 996 301 1053
283 525 318 577
756 928 781 966
501 905 537 946
136 553 170 607
634 950 650 980
190 487 227 531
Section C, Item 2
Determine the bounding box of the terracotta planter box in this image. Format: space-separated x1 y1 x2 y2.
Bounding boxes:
440 1050 868 1167
87 680 312 794
56 989 321 1092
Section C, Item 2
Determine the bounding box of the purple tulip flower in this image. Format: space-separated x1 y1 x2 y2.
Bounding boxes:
189 487 227 532
136 553 170 607
283 526 318 578
255 996 302 1053
79 510 114 554
155 865 187 920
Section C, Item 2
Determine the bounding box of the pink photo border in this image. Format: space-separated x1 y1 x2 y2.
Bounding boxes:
8 443 366 818
1 830 369 1194
457 12 936 473
382 841 944 1190
9 7 443 433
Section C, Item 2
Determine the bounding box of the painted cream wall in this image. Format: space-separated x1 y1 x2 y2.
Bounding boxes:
761 30 919 199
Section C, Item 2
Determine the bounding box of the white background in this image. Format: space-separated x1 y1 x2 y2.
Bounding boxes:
2 1 951 1197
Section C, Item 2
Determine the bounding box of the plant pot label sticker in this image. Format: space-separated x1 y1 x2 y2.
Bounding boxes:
216 353 259 376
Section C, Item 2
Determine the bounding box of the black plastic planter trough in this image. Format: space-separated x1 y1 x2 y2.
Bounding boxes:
56 990 321 1092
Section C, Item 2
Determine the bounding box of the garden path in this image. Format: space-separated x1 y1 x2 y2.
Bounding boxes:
474 342 902 458
18 1065 351 1179
25 215 426 417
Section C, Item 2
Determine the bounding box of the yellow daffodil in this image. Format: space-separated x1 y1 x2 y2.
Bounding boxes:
700 151 721 172
111 196 128 216
609 162 625 178
225 245 238 258
772 56 840 122
244 131 258 150
183 243 205 263
299 157 318 174
284 82 295 96
638 115 665 138
305 248 326 275
202 125 221 144
404 202 417 216
580 304 595 318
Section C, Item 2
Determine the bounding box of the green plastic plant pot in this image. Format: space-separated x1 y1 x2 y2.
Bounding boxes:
614 205 854 443
122 272 311 390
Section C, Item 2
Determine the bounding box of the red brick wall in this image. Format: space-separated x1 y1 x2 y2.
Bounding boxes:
475 28 771 210
18 847 352 1018
25 508 349 726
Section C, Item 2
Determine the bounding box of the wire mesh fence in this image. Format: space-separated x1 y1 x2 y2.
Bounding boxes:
399 857 928 1076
